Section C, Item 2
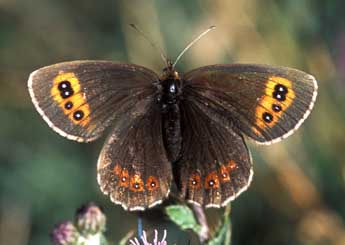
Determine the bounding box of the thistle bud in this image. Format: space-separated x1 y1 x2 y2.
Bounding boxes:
51 221 79 245
76 203 106 235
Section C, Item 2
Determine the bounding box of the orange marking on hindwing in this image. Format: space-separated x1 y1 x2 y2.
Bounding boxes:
50 72 91 127
146 176 160 191
119 168 129 187
204 171 220 189
253 76 296 135
219 165 231 183
189 173 201 189
226 160 238 171
130 175 145 192
113 164 122 176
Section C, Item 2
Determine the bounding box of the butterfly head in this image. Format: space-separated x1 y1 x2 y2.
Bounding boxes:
155 60 182 112
161 59 180 81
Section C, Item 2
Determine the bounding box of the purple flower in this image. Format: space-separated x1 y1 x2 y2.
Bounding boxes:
51 221 79 245
76 202 106 235
130 229 167 245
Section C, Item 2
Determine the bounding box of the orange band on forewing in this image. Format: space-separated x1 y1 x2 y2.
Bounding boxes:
50 72 91 126
253 76 295 135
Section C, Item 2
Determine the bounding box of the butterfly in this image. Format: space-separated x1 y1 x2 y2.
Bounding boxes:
28 27 318 211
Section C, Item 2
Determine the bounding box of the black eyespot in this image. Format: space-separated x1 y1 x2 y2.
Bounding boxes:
262 112 273 123
60 89 74 99
58 81 71 91
274 84 288 94
73 110 84 121
273 91 286 101
272 104 282 112
64 101 73 110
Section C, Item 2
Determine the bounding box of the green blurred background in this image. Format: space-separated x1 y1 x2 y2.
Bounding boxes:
1 0 345 244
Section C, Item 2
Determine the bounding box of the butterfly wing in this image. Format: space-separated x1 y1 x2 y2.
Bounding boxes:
182 64 318 144
175 99 253 207
28 60 159 142
97 101 172 211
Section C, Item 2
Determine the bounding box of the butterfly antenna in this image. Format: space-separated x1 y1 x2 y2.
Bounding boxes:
173 25 216 67
129 24 168 65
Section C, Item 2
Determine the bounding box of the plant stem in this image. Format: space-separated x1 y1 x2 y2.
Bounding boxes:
138 213 143 244
191 204 210 244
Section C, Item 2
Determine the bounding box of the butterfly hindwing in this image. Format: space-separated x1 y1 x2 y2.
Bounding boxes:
174 99 253 207
28 60 159 142
183 64 318 144
97 102 172 211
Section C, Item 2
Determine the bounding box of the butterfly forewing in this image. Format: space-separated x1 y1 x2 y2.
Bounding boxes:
175 98 253 207
183 64 318 144
97 102 172 211
28 60 159 142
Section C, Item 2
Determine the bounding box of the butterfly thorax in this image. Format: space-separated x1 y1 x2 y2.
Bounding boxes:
157 66 182 113
157 65 183 163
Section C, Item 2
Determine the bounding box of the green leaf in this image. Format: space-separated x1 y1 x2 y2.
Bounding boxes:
165 205 202 234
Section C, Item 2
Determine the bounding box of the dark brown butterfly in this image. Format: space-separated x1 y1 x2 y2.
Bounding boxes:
28 27 318 211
